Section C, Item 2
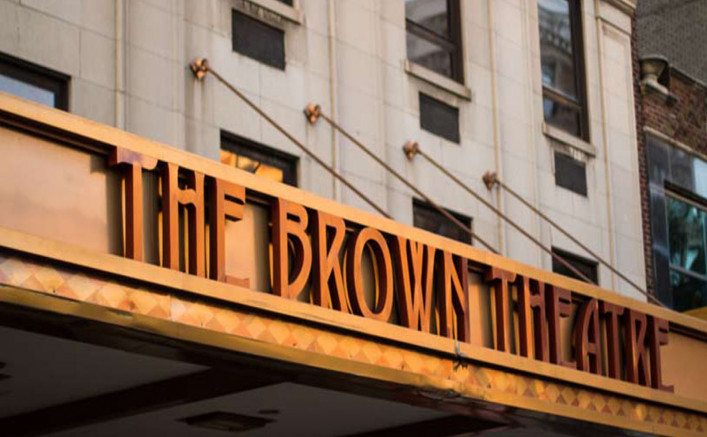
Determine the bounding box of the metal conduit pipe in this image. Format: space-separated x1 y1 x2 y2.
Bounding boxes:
404 142 596 285
482 171 664 307
188 59 390 219
305 103 498 254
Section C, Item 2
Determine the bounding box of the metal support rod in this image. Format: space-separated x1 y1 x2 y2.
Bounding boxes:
405 142 596 285
483 171 664 307
306 104 498 254
188 59 390 218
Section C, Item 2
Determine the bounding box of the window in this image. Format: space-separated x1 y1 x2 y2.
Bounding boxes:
232 10 285 70
538 0 588 139
221 132 297 186
419 93 460 143
405 0 463 83
666 194 707 312
0 53 69 110
413 199 471 244
554 151 587 196
551 248 598 283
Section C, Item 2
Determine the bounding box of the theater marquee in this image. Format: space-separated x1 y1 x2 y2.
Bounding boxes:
0 93 706 435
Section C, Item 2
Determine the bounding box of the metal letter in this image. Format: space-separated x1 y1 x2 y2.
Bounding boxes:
272 198 312 300
600 301 625 379
391 237 436 333
648 316 674 392
486 267 516 352
208 177 248 287
346 227 394 322
311 211 347 312
624 309 650 387
516 276 549 361
547 285 575 368
438 252 470 343
161 162 205 276
574 298 602 375
108 148 157 261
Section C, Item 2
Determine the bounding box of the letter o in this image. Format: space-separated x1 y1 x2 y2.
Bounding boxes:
346 227 394 321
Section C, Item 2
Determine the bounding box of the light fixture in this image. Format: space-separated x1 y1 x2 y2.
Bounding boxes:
180 412 274 433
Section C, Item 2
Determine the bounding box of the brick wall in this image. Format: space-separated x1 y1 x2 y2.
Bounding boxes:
634 13 707 297
637 0 707 84
642 73 707 153
632 14 655 295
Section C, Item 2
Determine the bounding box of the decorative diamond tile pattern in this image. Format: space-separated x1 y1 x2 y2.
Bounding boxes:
0 254 705 435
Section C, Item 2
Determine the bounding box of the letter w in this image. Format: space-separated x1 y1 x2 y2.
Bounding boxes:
392 237 436 333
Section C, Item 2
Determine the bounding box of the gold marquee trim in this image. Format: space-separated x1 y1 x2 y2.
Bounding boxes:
0 253 704 436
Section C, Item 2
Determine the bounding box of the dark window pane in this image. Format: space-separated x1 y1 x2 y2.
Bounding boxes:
276 0 293 5
0 52 69 110
669 269 707 312
413 199 471 244
551 248 598 283
538 0 576 98
554 152 587 196
543 96 581 136
232 10 285 70
405 0 462 82
0 74 55 106
221 131 297 186
667 197 706 274
419 93 460 143
406 32 452 78
405 0 449 38
669 145 694 191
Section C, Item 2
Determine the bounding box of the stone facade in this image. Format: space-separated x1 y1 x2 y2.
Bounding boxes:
637 0 707 85
635 0 707 307
0 0 646 299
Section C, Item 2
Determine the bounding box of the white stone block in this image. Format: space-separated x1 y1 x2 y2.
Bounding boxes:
80 30 115 89
71 78 115 125
19 8 80 75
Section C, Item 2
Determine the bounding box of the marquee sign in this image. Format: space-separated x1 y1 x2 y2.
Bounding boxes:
107 144 674 392
0 94 706 435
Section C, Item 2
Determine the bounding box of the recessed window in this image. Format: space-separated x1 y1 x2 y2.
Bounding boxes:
554 151 587 196
666 194 707 312
221 131 297 186
413 199 471 244
538 0 588 140
551 247 598 283
232 10 285 70
0 52 69 110
419 93 460 143
405 0 463 83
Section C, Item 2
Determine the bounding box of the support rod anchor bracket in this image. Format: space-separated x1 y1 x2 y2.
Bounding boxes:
190 58 209 80
482 171 498 190
403 141 419 160
304 103 322 124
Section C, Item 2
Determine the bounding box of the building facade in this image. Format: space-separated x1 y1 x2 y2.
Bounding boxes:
1 0 647 298
635 0 707 313
1 1 707 436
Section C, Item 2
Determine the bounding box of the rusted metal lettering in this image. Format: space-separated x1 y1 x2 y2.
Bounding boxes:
271 199 312 299
346 227 394 322
391 237 436 333
109 148 158 261
486 267 516 352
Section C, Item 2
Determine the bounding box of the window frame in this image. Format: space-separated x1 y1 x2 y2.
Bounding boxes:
231 9 286 70
412 198 472 244
405 0 464 84
538 0 589 141
0 52 70 111
220 131 298 187
665 189 707 290
551 247 598 283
